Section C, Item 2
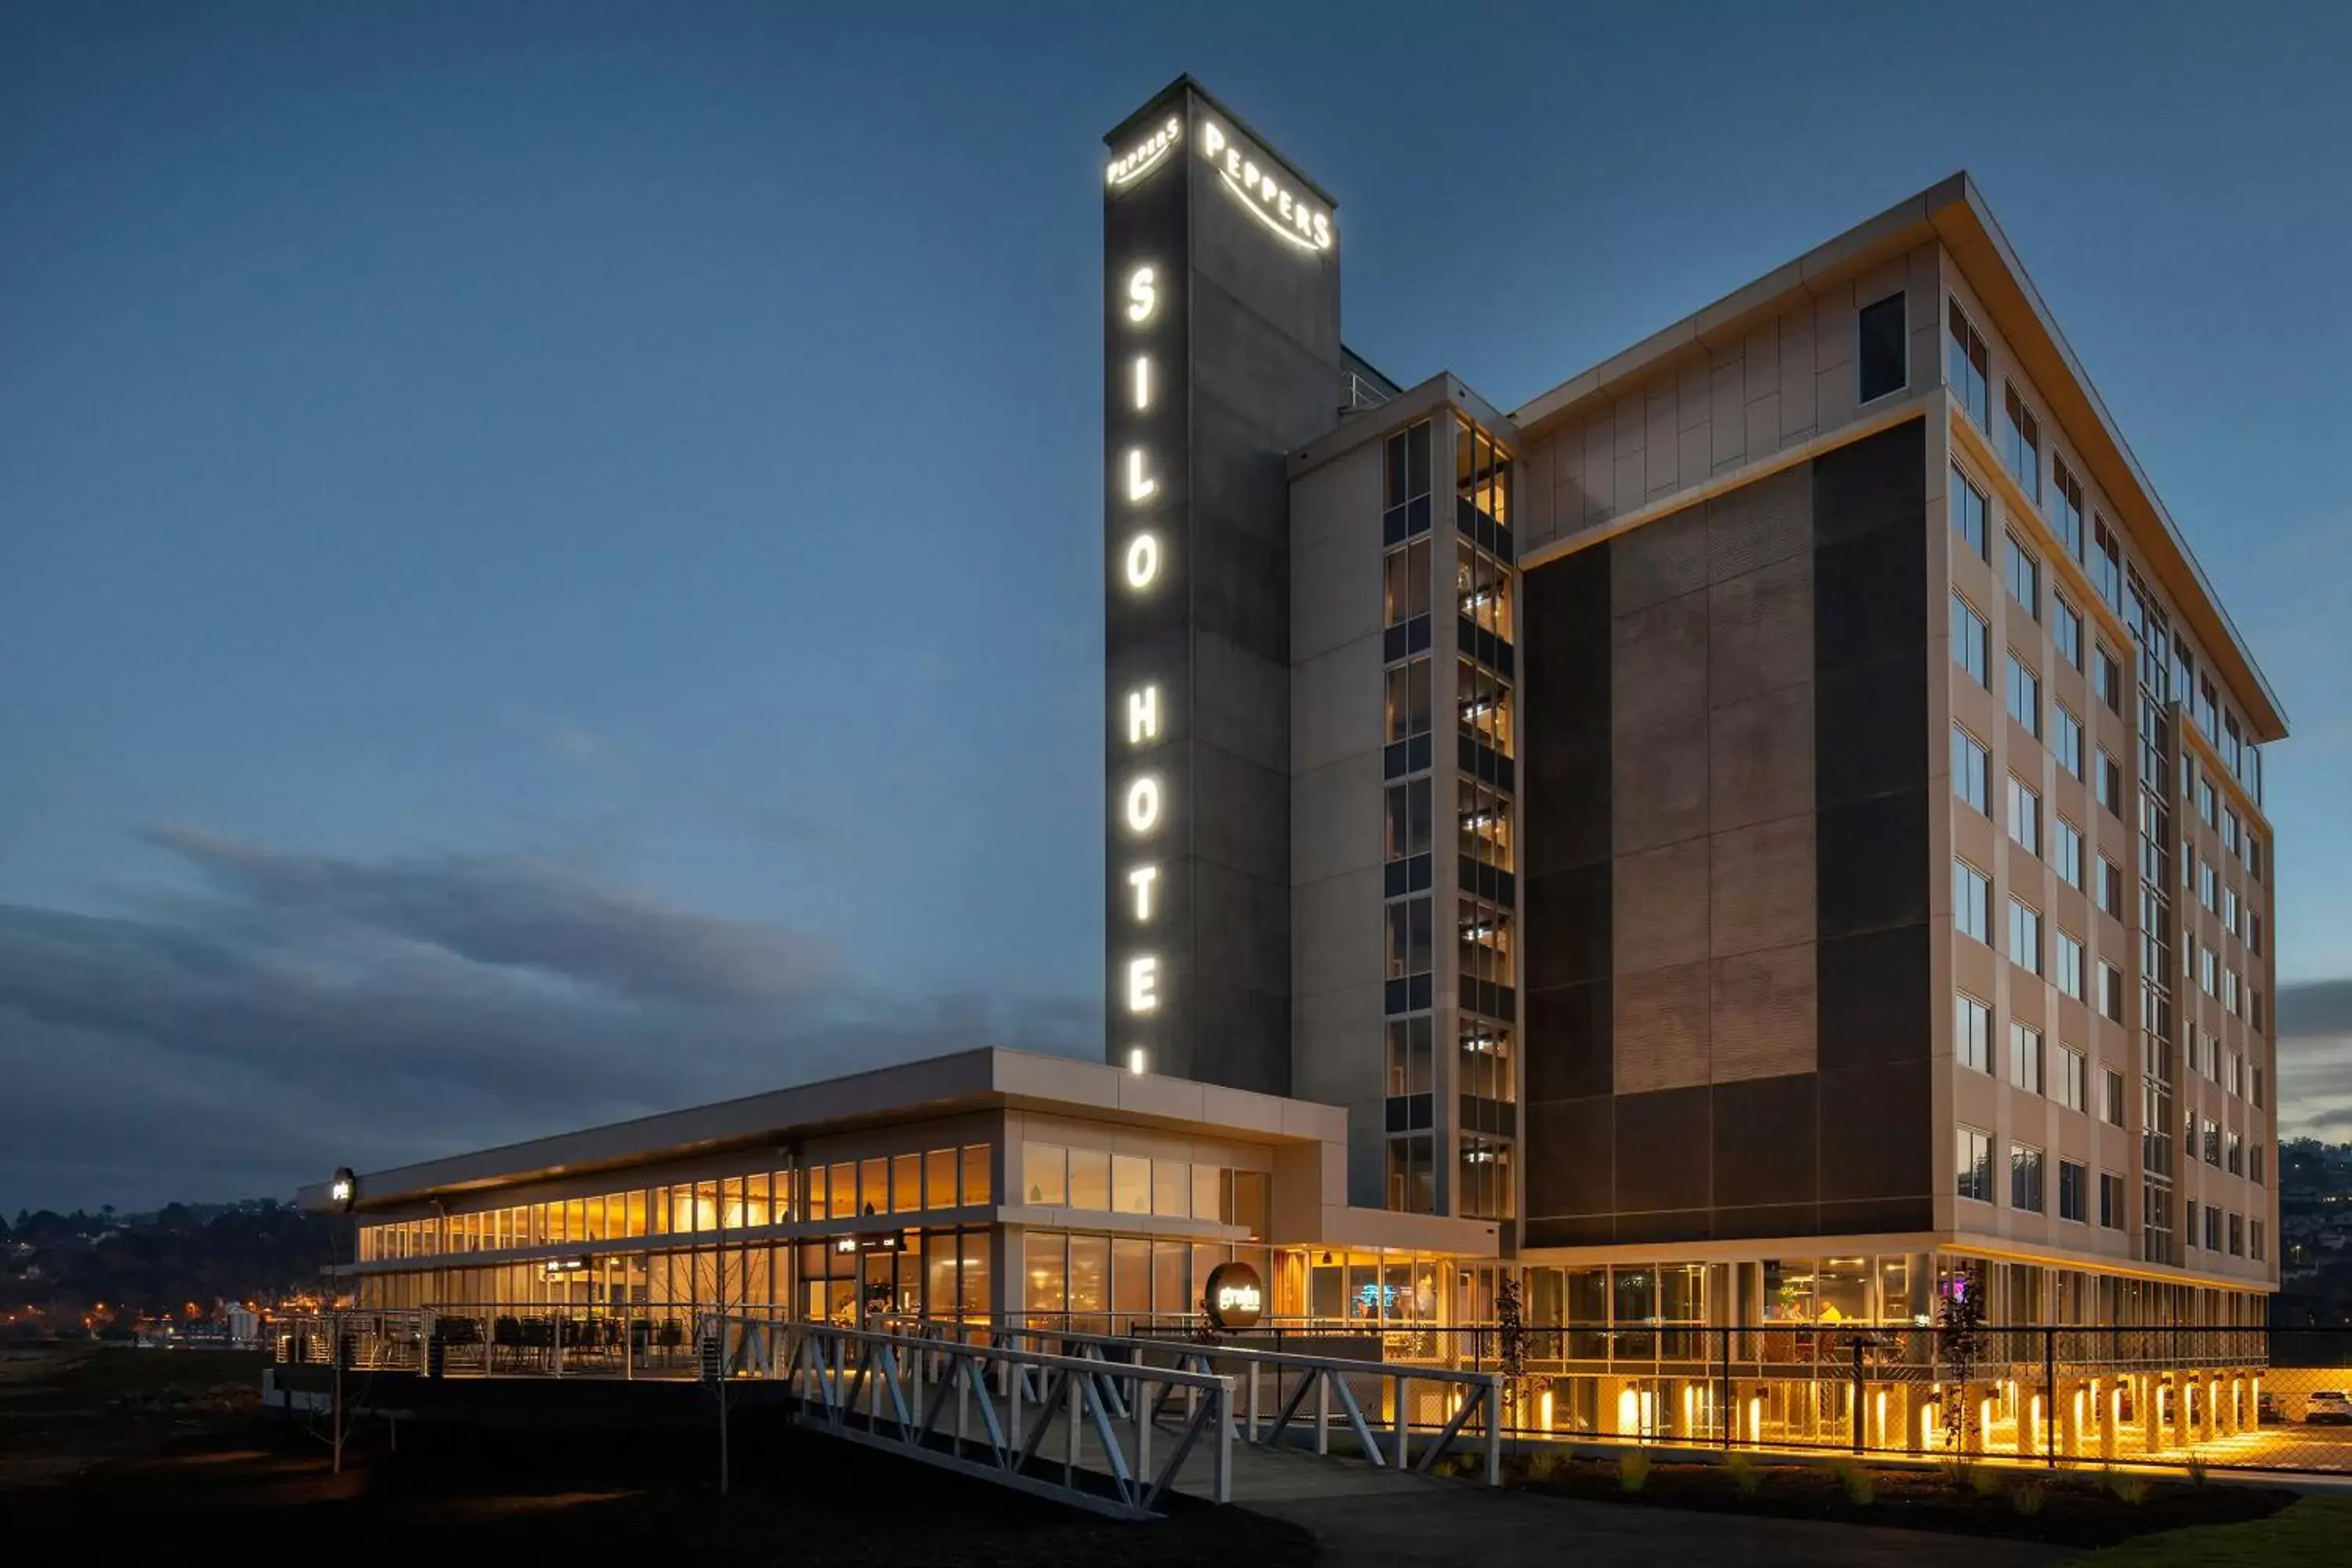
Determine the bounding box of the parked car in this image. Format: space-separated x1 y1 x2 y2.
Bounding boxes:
2306 1390 2352 1425
2258 1390 2284 1424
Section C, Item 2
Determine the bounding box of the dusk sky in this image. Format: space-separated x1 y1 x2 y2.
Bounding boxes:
5 2 2348 1213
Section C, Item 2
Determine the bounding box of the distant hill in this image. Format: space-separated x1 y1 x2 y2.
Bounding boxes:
2 1200 353 1329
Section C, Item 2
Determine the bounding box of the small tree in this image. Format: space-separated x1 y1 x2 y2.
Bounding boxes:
1495 1275 1526 1425
1937 1267 1986 1454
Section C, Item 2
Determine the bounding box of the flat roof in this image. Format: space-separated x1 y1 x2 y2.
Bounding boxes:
1510 172 2285 742
302 1047 1345 1214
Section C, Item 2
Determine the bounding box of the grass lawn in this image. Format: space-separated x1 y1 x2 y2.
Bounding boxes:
2072 1497 2352 1564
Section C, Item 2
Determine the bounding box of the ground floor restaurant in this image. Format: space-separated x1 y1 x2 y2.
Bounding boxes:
310 1050 2270 1457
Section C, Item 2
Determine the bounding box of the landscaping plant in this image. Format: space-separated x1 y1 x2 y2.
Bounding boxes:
1617 1447 1650 1494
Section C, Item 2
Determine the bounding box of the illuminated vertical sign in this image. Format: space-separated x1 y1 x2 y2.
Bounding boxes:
1104 109 1184 1082
1101 78 1341 1096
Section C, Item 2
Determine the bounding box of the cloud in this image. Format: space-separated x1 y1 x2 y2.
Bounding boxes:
2277 976 2352 1144
0 827 1092 1213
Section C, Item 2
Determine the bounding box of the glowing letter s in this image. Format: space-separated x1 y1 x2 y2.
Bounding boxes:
1125 266 1156 324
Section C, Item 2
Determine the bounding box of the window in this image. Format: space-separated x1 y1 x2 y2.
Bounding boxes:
2224 967 2241 1015
1951 593 1989 687
2198 677 2219 742
2002 384 2042 503
1957 1126 1993 1202
2227 1049 2243 1097
2099 1171 2126 1230
2254 1066 2265 1109
2059 1160 2088 1222
2201 1117 2221 1167
1385 778 1432 861
1382 419 1432 543
2006 652 2041 737
1955 993 1991 1073
2252 1220 2266 1261
2006 775 2042 855
2058 1045 2086 1111
1953 725 1991 814
1947 299 1989 426
2198 777 2217 829
1022 1143 1067 1206
962 1144 991 1206
2095 644 2122 714
2009 897 2042 975
2251 909 2263 956
2092 517 2123 612
2097 962 2125 1022
2253 1144 2266 1185
2223 808 2241 857
1859 291 1907 402
2198 944 2216 996
2101 1067 2126 1127
1954 860 1991 944
2248 833 2263 883
2056 931 2084 1000
2051 456 2085 559
2045 603 2081 681
2009 1022 2044 1094
1112 1153 1151 1214
2011 1145 2045 1212
2226 1129 2243 1176
2223 887 2239 935
2053 704 2083 778
2197 856 2216 910
1949 466 1988 559
2096 750 2122 816
2055 817 2084 887
1384 537 1429 624
2097 855 2122 916
2204 1206 2221 1251
2005 533 2041 620
1385 657 1431 742
1385 897 1433 978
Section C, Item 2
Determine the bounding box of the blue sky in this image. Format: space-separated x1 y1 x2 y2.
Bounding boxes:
4 2 2348 1211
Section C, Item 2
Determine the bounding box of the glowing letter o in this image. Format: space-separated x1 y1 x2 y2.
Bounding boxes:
1124 775 1161 834
1123 532 1160 589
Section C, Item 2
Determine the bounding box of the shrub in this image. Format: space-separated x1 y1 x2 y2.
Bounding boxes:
1829 1457 1875 1506
1726 1451 1762 1497
1526 1449 1569 1485
2110 1470 2151 1505
1618 1447 1651 1494
1969 1463 2003 1497
2011 1478 2050 1516
2186 1454 2209 1489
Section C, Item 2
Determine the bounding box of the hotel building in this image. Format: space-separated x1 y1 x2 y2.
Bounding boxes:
314 77 2285 1448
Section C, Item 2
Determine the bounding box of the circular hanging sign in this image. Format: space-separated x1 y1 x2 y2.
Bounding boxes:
1203 1261 1264 1331
329 1167 358 1212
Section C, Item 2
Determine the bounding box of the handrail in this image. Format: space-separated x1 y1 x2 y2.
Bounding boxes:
699 1312 1235 1515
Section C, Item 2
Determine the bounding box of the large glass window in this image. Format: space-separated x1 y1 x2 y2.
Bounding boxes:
1457 659 1512 755
2011 1145 2045 1212
1385 778 1432 860
1947 299 1990 427
1385 658 1431 743
1112 1154 1151 1214
2002 383 2042 503
1953 725 1990 813
1385 897 1433 978
1384 538 1429 626
1949 466 1988 558
1955 993 1991 1073
2051 457 2085 560
2053 594 2082 670
1457 540 1513 641
1957 1127 1993 1202
1951 593 1989 686
2009 1022 2044 1094
2005 652 2041 737
1858 291 1907 402
1069 1148 1110 1210
2006 775 2042 856
1386 1014 1432 1096
1381 419 1432 544
1022 1142 1067 1207
1458 780 1512 871
2009 898 2043 975
1954 858 1991 944
2053 703 2084 778
2006 532 2041 620
2055 816 2083 887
